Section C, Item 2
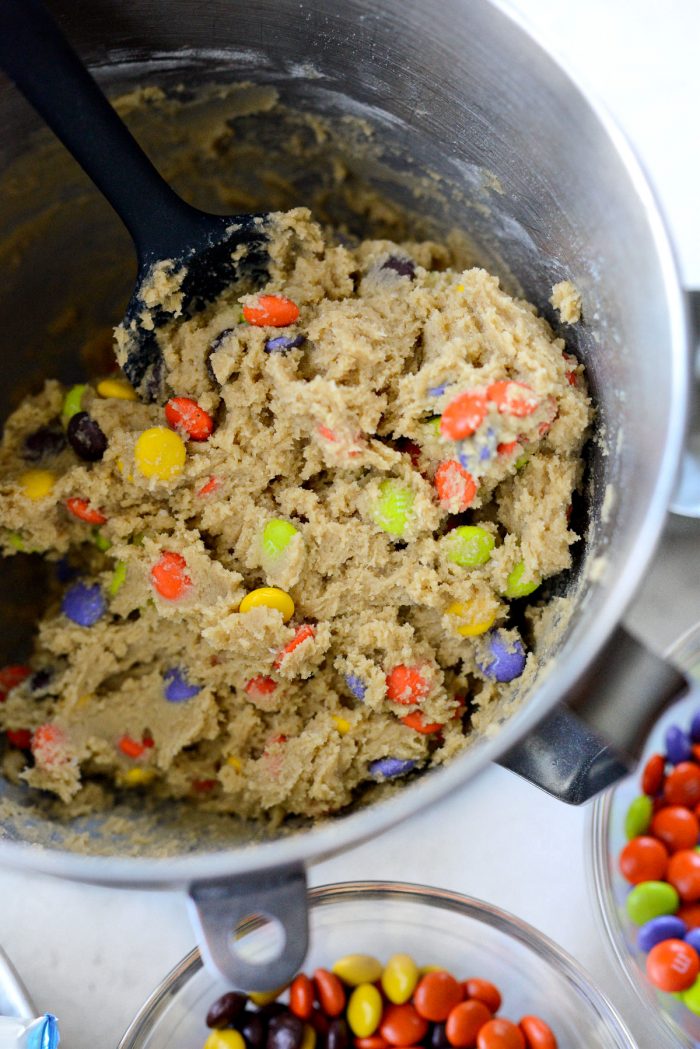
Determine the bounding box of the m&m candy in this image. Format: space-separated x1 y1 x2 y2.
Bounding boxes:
62 582 106 627
243 294 300 327
135 427 186 481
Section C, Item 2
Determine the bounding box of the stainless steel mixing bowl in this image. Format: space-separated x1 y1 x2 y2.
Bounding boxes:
0 0 691 987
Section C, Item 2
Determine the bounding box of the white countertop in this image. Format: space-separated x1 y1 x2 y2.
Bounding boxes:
1 2 700 1046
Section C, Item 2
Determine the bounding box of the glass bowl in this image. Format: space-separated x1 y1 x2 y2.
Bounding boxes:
118 881 634 1049
589 623 700 1049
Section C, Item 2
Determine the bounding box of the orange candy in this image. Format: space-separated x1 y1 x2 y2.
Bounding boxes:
289 973 315 1020
380 1004 429 1047
165 397 214 441
476 1019 525 1049
434 461 477 512
274 624 316 669
150 551 192 601
519 1016 558 1049
618 836 668 885
679 903 700 928
197 477 219 497
642 753 666 796
243 294 300 327
667 849 700 902
0 665 30 701
413 971 463 1021
664 762 700 808
445 1000 492 1047
386 665 430 706
651 806 700 853
313 969 346 1018
244 675 277 698
486 381 538 418
646 938 700 992
464 979 502 1015
31 723 68 766
355 1039 389 1049
401 711 444 735
65 497 107 525
439 392 488 440
497 441 519 458
118 735 146 759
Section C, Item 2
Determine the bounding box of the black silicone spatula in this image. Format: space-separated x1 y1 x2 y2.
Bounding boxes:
0 0 269 401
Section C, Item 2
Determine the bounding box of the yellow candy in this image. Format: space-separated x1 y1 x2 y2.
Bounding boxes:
97 377 138 400
239 587 294 623
122 768 156 786
332 715 351 736
300 1025 316 1049
419 964 446 975
227 756 242 772
333 953 383 986
134 427 186 481
446 601 496 637
347 983 383 1037
381 953 419 1004
248 986 288 1006
19 469 55 500
204 1033 246 1049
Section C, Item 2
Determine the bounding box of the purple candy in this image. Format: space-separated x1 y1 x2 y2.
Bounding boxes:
164 667 201 702
686 928 700 953
61 582 105 627
381 255 415 279
345 674 367 701
369 757 416 780
458 450 472 470
479 444 491 462
477 630 527 683
690 710 700 744
428 385 446 397
638 915 688 952
55 557 78 583
666 724 693 765
264 334 305 354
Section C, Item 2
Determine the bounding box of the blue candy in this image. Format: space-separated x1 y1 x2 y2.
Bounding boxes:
164 667 201 702
428 384 446 397
686 928 700 953
61 582 105 627
368 757 416 779
666 724 693 765
346 673 367 701
55 557 78 583
477 630 527 683
638 915 688 952
264 334 305 354
690 710 700 744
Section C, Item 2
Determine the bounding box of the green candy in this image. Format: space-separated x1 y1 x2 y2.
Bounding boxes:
62 383 87 424
370 480 415 538
682 977 700 1016
626 880 679 926
423 416 442 436
7 531 25 552
109 561 127 597
445 526 495 568
91 528 111 552
625 794 653 839
262 519 299 560
515 454 529 470
504 560 540 599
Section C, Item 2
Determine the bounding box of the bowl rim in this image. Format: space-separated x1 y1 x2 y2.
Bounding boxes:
117 879 637 1049
588 622 700 1049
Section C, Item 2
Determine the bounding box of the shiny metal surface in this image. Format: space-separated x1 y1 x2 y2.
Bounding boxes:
0 0 689 986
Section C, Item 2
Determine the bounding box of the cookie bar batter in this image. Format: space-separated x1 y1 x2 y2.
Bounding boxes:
0 209 590 821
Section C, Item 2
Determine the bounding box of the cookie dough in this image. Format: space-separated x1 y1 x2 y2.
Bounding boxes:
0 209 591 821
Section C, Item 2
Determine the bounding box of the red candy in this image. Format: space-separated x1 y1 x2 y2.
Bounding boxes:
245 676 277 698
6 728 32 749
618 836 668 884
243 295 300 327
355 1040 389 1049
646 939 700 992
464 980 502 1015
274 624 316 669
165 397 214 441
289 973 315 1020
401 711 443 735
651 806 700 853
380 1004 429 1046
445 1001 492 1047
667 849 700 902
664 762 700 808
679 903 700 928
413 971 463 1021
386 665 430 706
486 381 538 418
440 392 488 440
313 969 346 1017
642 753 666 796
519 1016 558 1049
197 477 219 497
477 1019 525 1049
151 551 192 601
118 735 146 759
497 441 519 458
434 461 477 512
0 665 30 701
65 497 107 525
31 723 68 766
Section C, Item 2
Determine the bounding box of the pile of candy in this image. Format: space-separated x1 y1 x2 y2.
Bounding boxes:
203 953 558 1049
620 708 700 1012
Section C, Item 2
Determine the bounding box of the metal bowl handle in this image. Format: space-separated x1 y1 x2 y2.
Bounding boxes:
670 289 700 517
499 624 689 803
188 865 309 989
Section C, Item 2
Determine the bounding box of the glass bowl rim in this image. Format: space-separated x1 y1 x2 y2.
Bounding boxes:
587 620 700 1049
118 879 635 1049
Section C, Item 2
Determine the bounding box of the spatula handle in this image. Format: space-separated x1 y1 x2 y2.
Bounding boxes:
0 0 195 256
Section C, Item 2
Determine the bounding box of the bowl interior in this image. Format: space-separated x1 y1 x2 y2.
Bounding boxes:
119 883 635 1049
